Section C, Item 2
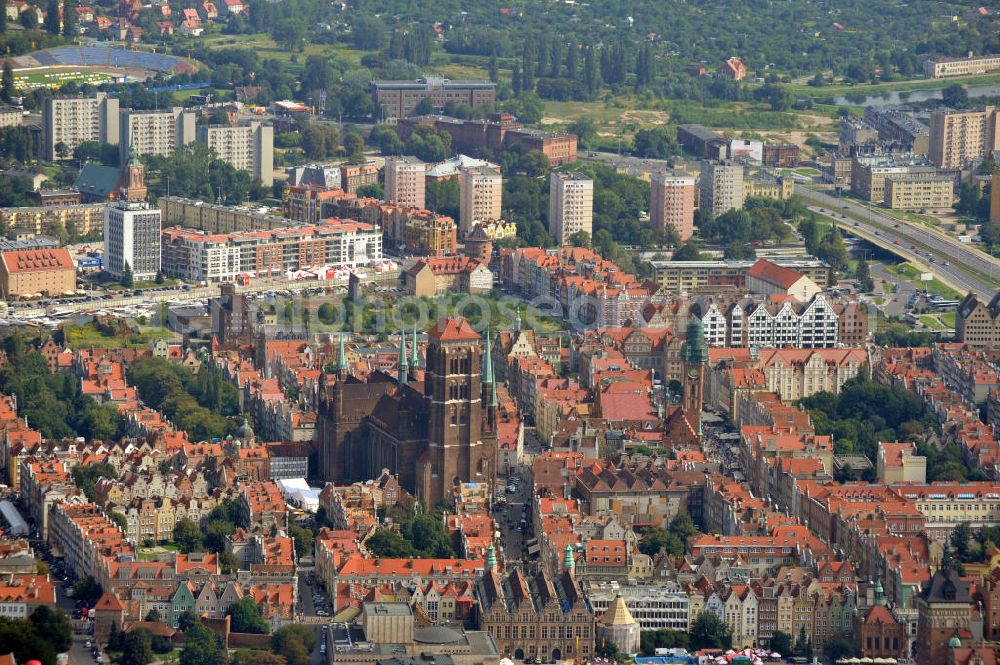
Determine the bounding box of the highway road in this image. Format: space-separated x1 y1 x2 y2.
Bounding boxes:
6 269 402 318
797 185 999 299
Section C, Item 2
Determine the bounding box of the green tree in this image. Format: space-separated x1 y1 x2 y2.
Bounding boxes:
769 630 792 656
220 551 240 575
71 462 117 502
122 630 154 665
78 401 121 441
689 612 732 651
855 256 874 292
62 0 76 37
365 530 415 558
632 126 680 158
108 511 128 531
349 14 385 49
2 61 13 102
567 118 597 148
568 230 591 248
318 303 337 325
181 621 229 665
289 525 313 559
356 183 383 199
672 241 707 261
43 0 60 34
668 512 698 542
426 177 460 218
73 576 102 602
951 522 973 561
277 637 308 665
0 617 58 665
942 83 969 109
515 150 549 177
795 626 812 657
488 52 498 82
177 611 199 632
203 519 237 553
20 10 38 29
227 597 269 634
28 605 72 653
413 97 435 115
173 518 203 553
638 527 683 557
272 624 316 654
145 608 162 622
823 636 857 661
122 261 134 288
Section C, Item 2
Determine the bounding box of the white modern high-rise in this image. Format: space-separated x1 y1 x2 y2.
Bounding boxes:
104 202 161 282
119 107 196 164
196 121 275 187
43 93 119 161
699 160 745 217
548 171 593 245
459 165 502 235
384 156 427 209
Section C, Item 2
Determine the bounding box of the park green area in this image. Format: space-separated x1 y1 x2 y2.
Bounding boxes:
887 262 962 300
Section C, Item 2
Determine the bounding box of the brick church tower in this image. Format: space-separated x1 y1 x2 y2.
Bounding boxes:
120 140 148 202
418 318 497 506
681 319 707 434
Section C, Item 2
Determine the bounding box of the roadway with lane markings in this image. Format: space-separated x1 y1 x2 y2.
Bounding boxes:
797 185 999 299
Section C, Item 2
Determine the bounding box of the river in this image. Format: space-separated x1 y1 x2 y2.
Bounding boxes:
831 83 1000 106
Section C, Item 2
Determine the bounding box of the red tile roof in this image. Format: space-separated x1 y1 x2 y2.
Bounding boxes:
747 259 804 290
1 248 74 274
428 317 479 342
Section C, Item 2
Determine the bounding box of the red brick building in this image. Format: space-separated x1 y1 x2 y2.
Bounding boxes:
397 113 578 165
854 588 907 660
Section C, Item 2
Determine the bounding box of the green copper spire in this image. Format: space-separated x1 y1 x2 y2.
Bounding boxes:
411 326 419 368
128 136 141 169
681 319 708 364
398 331 408 384
483 327 494 385
337 334 347 372
486 543 497 571
563 544 575 572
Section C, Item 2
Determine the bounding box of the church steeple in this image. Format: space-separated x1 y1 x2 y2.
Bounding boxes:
563 544 575 573
120 137 147 202
336 333 348 377
486 543 497 571
410 326 420 368
681 319 708 435
483 327 494 386
483 328 498 422
397 331 409 385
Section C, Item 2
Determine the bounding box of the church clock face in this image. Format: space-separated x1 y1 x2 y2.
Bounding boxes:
688 368 700 379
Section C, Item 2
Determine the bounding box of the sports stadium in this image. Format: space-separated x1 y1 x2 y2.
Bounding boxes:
10 43 198 91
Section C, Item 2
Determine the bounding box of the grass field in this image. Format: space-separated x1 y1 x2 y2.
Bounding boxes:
919 311 956 331
137 543 179 561
199 32 366 66
887 262 962 300
64 322 174 348
15 70 114 91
